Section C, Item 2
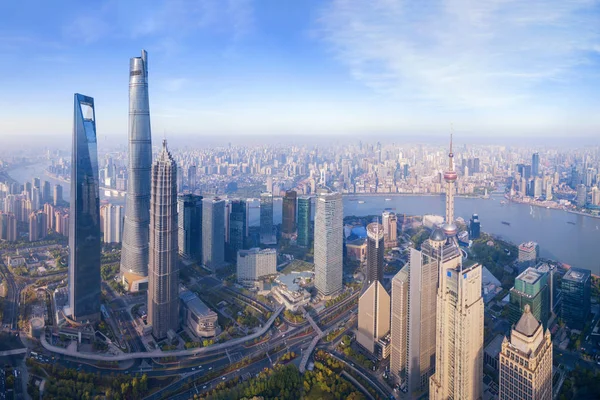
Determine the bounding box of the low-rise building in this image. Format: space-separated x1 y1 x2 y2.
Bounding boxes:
272 271 313 311
180 290 220 338
346 238 367 263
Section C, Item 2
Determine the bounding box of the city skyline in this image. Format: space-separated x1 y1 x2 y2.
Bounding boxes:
1 1 599 139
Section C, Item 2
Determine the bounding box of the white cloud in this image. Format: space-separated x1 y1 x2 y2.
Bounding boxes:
317 0 600 111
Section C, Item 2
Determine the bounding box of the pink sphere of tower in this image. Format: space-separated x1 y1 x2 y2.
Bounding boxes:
444 171 457 182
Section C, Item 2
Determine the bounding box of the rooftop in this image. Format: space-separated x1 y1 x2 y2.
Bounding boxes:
519 241 538 251
514 304 541 337
180 290 216 318
563 267 591 283
517 267 544 285
484 334 504 358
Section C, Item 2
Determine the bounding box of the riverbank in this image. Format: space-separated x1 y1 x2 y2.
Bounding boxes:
506 195 600 220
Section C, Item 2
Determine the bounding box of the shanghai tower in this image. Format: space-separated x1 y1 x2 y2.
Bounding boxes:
120 50 152 291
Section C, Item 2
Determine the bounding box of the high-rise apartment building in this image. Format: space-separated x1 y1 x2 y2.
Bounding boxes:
42 181 51 204
382 211 398 248
29 211 47 242
121 50 153 290
259 192 275 244
561 267 591 330
228 199 246 261
366 222 384 285
202 197 225 271
357 281 390 354
297 196 311 248
576 184 587 207
177 194 202 262
236 248 277 287
509 267 550 329
518 241 539 265
0 212 17 241
499 305 552 400
592 186 600 206
430 134 484 400
69 94 101 322
314 190 343 298
282 190 297 238
101 204 123 244
148 140 179 340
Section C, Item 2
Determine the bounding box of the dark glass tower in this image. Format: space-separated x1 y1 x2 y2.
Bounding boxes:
228 199 246 261
282 190 297 238
561 267 591 330
177 194 202 262
148 140 179 339
121 50 152 288
202 197 225 271
469 214 480 239
366 222 384 285
69 94 101 322
297 196 311 247
260 192 274 244
532 152 540 177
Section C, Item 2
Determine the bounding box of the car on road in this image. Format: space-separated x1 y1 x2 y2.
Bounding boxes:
192 368 196 371
222 376 226 380
209 367 213 370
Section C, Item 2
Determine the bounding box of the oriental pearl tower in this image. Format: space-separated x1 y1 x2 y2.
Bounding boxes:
442 132 458 238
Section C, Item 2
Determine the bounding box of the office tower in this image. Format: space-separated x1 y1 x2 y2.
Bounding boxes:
177 194 203 262
42 181 52 203
499 305 552 400
314 190 343 297
390 233 444 396
357 281 390 354
120 50 153 290
469 213 480 239
532 152 540 177
382 211 398 248
102 204 123 244
33 177 41 190
202 197 225 271
518 241 539 266
545 180 553 201
25 182 32 199
29 211 47 242
259 192 274 244
366 222 384 285
0 212 17 241
228 199 246 261
53 184 63 206
533 177 543 199
576 184 587 207
430 134 484 400
69 94 101 322
561 267 591 330
282 190 297 238
297 196 311 247
237 248 277 287
187 165 197 190
509 268 550 329
148 140 179 340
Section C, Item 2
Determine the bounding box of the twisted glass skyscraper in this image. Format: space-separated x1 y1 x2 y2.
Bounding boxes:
69 94 101 322
121 50 152 290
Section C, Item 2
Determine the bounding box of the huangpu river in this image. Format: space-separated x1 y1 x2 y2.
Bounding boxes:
9 163 600 274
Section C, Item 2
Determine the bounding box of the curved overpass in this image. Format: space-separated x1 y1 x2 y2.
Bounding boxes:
40 306 284 362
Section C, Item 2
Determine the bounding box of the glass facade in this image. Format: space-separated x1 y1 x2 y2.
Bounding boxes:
509 268 550 329
297 196 311 247
228 200 246 261
69 93 101 322
177 194 202 262
561 267 591 330
259 192 274 244
282 190 297 236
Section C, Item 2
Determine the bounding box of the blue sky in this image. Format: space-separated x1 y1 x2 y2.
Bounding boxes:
0 0 599 140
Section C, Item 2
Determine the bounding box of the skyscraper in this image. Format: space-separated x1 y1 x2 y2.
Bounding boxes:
561 267 591 330
297 196 311 248
69 93 101 322
430 134 484 400
228 199 247 261
202 197 225 271
101 204 123 244
366 222 384 285
177 194 203 262
121 50 153 291
282 190 297 238
53 184 63 206
390 233 444 396
382 211 398 248
259 192 274 244
314 190 343 298
576 184 587 207
42 181 51 204
499 305 552 400
148 140 179 339
357 281 390 354
0 212 17 241
532 152 540 177
469 213 480 239
509 267 550 329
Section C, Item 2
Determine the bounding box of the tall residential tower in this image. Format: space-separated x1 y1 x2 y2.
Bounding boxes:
121 50 153 291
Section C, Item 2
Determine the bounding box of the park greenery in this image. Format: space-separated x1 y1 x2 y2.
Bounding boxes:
283 309 305 324
325 290 351 308
469 234 517 288
558 365 600 400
